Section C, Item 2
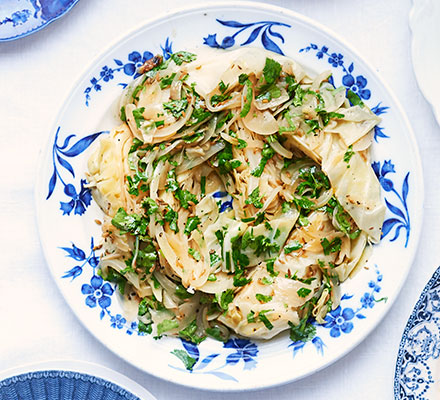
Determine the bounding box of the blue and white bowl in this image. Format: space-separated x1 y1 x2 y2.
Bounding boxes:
0 0 80 42
394 267 440 399
35 1 424 391
0 361 156 400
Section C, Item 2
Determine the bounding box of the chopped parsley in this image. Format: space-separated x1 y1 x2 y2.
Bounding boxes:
320 237 342 255
171 349 196 371
132 107 146 128
163 99 188 118
159 72 177 89
256 293 273 303
258 310 273 330
251 144 275 177
297 287 312 298
245 187 264 208
343 145 354 167
188 248 201 261
284 240 303 254
178 320 205 344
215 289 235 311
184 216 201 235
157 319 179 336
216 141 241 175
164 206 179 233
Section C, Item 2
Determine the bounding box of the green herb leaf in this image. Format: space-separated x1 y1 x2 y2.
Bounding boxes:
245 187 264 208
184 216 201 235
320 237 342 255
188 248 201 261
159 72 177 89
251 144 275 177
164 206 179 233
346 90 364 107
178 319 206 344
120 106 127 122
284 240 303 254
132 107 146 128
289 320 316 342
205 326 229 342
157 319 179 336
215 289 235 311
163 99 188 118
171 51 197 66
256 293 273 303
171 349 196 371
297 287 312 298
258 309 273 330
343 145 354 167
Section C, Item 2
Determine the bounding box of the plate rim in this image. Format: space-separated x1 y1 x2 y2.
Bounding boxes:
0 359 156 400
35 0 425 391
0 0 81 42
393 266 440 398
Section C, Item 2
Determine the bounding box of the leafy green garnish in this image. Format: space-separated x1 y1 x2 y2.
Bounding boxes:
171 51 197 66
258 310 273 330
297 287 312 298
142 197 159 215
184 216 201 235
164 206 179 233
178 320 205 344
215 289 235 311
205 326 229 342
245 187 264 208
346 90 364 107
111 208 147 236
157 319 179 336
256 293 273 303
188 248 201 261
284 240 303 254
251 144 275 177
320 237 342 255
289 319 316 342
343 145 354 167
159 72 177 89
120 106 127 122
132 107 146 128
171 349 196 371
216 141 241 175
240 80 253 118
175 284 193 299
163 99 188 118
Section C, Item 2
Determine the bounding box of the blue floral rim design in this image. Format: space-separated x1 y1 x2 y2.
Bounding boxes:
0 0 80 42
0 370 141 400
394 266 440 399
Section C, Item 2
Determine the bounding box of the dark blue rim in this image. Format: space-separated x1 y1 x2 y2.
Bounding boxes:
0 0 81 42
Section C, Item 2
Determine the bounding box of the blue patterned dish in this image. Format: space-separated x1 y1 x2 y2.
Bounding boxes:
35 2 424 391
0 0 79 42
0 361 156 400
394 267 440 399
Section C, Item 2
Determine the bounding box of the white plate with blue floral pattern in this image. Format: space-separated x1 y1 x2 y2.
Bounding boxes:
35 1 424 391
394 266 440 399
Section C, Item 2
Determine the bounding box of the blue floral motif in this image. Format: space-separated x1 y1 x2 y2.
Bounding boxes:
324 306 355 338
47 127 108 216
84 39 172 106
61 238 146 332
204 19 291 55
224 338 258 370
290 266 385 358
299 43 389 141
372 160 410 247
110 314 127 329
0 9 32 27
169 337 259 381
81 275 113 309
60 237 99 280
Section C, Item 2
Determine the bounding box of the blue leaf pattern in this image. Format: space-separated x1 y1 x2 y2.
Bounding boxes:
47 127 108 215
204 19 290 55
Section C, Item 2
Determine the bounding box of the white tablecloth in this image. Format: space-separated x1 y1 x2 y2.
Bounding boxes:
1 0 439 398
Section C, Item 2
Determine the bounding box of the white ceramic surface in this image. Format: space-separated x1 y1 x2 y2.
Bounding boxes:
35 1 423 392
409 0 440 125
